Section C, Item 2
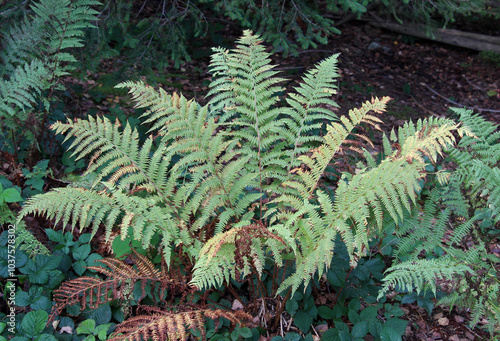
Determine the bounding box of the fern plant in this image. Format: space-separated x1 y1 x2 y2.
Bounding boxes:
48 249 250 340
18 31 472 336
380 108 500 334
0 0 99 161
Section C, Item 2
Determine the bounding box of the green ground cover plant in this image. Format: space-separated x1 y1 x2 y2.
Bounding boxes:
10 31 499 339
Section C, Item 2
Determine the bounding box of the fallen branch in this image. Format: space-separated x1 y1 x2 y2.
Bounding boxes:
422 83 500 113
369 15 500 53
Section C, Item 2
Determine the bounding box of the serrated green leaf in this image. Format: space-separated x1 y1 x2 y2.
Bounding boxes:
21 310 48 338
77 319 96 334
368 319 382 337
286 299 299 315
34 334 57 341
285 333 302 341
73 244 91 261
237 327 253 338
112 236 131 258
351 321 368 338
95 324 111 340
360 306 378 321
327 267 345 287
294 311 313 333
79 233 92 244
82 304 112 325
45 229 66 244
2 188 23 202
348 309 360 323
384 318 407 336
19 255 62 284
380 327 402 341
318 305 334 320
73 260 87 276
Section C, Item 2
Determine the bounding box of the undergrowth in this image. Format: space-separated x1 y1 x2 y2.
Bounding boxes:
4 31 500 340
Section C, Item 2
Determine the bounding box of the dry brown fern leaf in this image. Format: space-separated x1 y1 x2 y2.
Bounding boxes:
110 309 251 341
48 250 190 324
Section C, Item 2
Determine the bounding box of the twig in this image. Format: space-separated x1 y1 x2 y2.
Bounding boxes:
422 83 500 113
297 49 337 55
275 66 306 71
462 75 487 92
411 95 440 117
462 322 486 340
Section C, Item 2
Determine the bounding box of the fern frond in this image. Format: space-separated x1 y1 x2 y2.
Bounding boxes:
191 222 286 290
0 59 49 117
283 53 340 171
110 309 251 341
274 103 466 294
393 117 459 164
31 0 100 75
0 17 44 74
207 30 285 123
392 191 451 261
49 251 189 324
118 81 261 232
1 0 99 76
207 30 288 189
51 116 173 198
14 222 50 257
283 96 389 200
17 188 178 256
379 257 472 297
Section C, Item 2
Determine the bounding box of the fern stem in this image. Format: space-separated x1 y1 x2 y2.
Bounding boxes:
250 64 264 218
38 6 71 147
272 287 292 330
10 128 18 163
226 283 246 310
329 265 354 309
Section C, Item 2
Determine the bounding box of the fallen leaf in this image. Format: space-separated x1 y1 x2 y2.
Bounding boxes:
438 317 449 326
314 324 328 333
60 326 73 334
232 299 244 311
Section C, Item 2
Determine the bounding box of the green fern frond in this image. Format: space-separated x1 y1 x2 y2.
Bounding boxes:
15 222 50 257
207 30 285 123
273 103 465 294
0 59 49 117
379 257 472 297
1 0 99 76
17 188 178 258
51 116 173 201
207 30 288 189
283 96 389 199
392 191 451 261
31 0 100 75
393 117 459 164
283 53 340 171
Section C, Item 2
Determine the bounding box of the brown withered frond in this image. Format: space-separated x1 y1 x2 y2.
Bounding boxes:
110 309 251 341
49 250 190 324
